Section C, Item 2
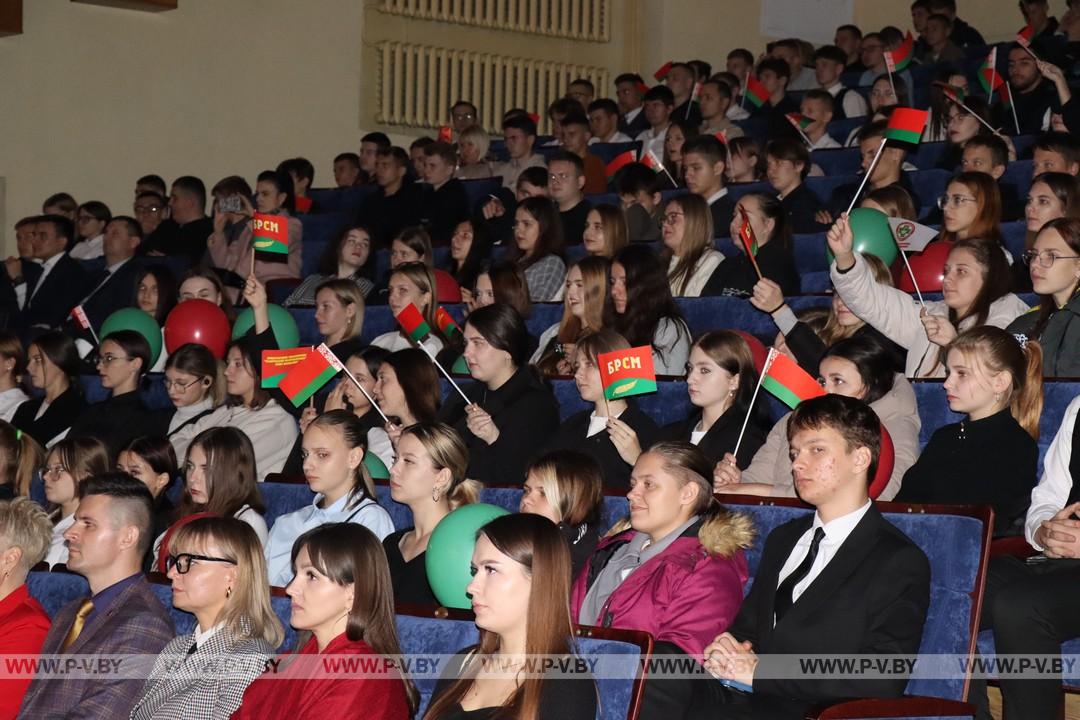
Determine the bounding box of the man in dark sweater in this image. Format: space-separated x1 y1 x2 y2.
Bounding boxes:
927 0 985 47
358 147 424 248
766 138 828 234
141 176 212 266
549 152 592 245
419 141 470 247
751 58 801 144
998 45 1059 135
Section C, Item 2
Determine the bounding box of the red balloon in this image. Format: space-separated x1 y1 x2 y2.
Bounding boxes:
732 330 768 375
869 422 895 500
163 299 230 360
898 240 953 294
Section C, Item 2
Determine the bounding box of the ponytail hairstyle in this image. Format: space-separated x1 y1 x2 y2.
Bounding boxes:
0 421 44 497
1031 218 1080 339
947 326 1044 439
399 423 480 508
307 410 375 508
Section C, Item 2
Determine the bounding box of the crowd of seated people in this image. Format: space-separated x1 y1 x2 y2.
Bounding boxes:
6 2 1080 718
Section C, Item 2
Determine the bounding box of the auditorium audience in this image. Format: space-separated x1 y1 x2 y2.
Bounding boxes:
234 523 415 719
131 517 282 720
543 330 659 488
706 192 799 296
134 265 178 328
426 513 596 720
70 201 110 261
0 497 51 719
12 331 86 448
383 422 478 604
20 474 174 719
582 204 629 258
380 227 462 305
161 343 222 461
508 197 567 302
682 136 735 237
520 449 603 577
43 437 110 568
440 304 559 485
371 262 447 355
897 327 1042 536
266 410 393 587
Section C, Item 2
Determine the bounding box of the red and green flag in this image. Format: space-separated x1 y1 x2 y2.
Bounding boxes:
70 305 91 331
883 108 928 145
435 306 462 338
979 48 1004 95
635 80 650 96
294 195 313 214
527 112 540 126
785 112 813 131
641 150 663 173
278 344 343 407
251 213 289 255
744 74 769 108
653 61 674 82
597 346 656 400
884 31 915 73
689 81 702 102
935 81 966 104
605 150 636 180
738 207 763 279
395 303 431 343
438 125 453 143
714 130 728 145
1017 24 1034 48
262 348 314 388
761 348 826 409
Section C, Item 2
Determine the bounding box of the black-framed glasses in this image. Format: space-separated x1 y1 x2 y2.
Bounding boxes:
1022 249 1080 268
163 377 202 392
166 553 236 574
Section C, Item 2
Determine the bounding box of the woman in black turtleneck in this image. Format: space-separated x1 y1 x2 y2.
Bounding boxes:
896 327 1042 536
437 304 559 485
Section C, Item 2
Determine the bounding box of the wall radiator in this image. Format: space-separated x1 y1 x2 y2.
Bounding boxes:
379 0 610 42
376 41 610 133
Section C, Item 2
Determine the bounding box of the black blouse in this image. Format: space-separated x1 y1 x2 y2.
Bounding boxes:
383 529 437 605
660 405 768 469
12 387 86 449
542 403 659 489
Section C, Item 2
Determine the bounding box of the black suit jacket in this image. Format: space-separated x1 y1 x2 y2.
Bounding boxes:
621 109 650 138
541 403 659 489
710 193 736 239
11 386 86 448
22 253 90 330
729 506 930 703
0 260 41 329
74 259 143 329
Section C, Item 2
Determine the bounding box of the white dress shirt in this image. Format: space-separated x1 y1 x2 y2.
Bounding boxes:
1026 395 1080 549
635 124 669 162
775 500 872 610
0 387 29 422
589 131 634 145
825 82 870 119
46 514 75 568
69 234 104 261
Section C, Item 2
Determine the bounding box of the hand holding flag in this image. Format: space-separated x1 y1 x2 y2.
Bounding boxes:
846 109 928 215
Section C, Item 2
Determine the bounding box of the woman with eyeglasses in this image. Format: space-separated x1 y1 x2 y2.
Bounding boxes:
12 331 86 448
1007 218 1080 376
661 194 722 298
42 437 110 567
935 97 994 171
67 330 165 459
70 200 111 260
131 517 283 720
829 214 1028 377
161 343 223 462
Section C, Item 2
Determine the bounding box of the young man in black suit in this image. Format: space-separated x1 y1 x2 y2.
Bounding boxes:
18 215 89 334
71 216 143 329
696 394 931 720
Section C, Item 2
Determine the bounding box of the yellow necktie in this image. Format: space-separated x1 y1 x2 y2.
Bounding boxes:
61 599 94 651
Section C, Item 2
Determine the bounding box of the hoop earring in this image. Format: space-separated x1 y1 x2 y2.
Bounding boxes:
432 487 443 503
225 587 232 599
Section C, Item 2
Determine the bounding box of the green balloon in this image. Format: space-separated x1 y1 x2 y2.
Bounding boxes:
425 503 510 609
363 452 390 481
100 308 162 366
232 304 300 349
825 207 899 267
450 354 471 376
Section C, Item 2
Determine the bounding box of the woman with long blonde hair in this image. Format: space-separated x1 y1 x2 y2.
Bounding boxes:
531 256 609 376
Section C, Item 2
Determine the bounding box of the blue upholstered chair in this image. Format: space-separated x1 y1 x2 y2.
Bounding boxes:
723 495 993 718
813 148 862 176
297 212 352 276
394 607 652 720
260 482 317 529
306 186 375 216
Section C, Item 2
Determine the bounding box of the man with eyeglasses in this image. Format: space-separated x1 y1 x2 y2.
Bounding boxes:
548 152 592 246
450 100 479 136
133 191 168 237
18 473 173 719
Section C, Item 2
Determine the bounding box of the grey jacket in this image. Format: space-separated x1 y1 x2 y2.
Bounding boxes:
1007 295 1080 377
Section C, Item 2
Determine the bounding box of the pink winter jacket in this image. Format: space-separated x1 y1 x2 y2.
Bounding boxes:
570 510 754 662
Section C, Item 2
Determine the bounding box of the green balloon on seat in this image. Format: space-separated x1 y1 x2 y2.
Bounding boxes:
825 207 899 267
364 451 390 481
231 304 300 349
425 503 510 609
100 308 162 365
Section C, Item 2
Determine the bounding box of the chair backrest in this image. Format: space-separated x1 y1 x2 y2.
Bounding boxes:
27 570 89 618
722 496 992 702
260 483 317 529
394 607 651 720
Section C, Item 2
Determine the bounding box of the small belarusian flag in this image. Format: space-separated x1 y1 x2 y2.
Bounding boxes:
1017 24 1034 47
605 150 636 180
294 195 313 214
689 81 702 102
527 112 540 126
761 348 826 409
979 48 1004 95
744 74 770 108
641 150 663 173
261 347 313 388
653 61 674 82
738 207 763 279
70 305 91 330
888 217 939 253
635 80 650 96
935 81 966 104
438 126 453 143
278 344 342 407
597 346 656 400
395 303 431 343
364 452 390 481
252 213 289 255
435 306 462 338
884 31 915 73
883 108 928 145
785 112 813 131
714 130 728 145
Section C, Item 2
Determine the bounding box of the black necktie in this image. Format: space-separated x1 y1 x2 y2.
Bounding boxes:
186 640 198 656
774 527 826 622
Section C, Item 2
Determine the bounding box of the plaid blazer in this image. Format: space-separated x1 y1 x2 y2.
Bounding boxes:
18 577 174 720
128 627 274 720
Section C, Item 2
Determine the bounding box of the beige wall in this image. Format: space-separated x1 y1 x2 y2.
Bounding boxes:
0 0 365 251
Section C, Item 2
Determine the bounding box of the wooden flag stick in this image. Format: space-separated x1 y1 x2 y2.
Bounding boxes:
417 343 472 405
1006 83 1021 136
732 349 772 463
339 363 390 424
648 150 679 188
941 92 1000 136
844 138 887 216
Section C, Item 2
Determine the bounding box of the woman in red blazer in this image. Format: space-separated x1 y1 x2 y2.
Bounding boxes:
0 497 53 720
232 523 416 719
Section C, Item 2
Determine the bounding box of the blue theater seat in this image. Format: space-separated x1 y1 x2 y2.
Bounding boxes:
298 212 352 276
307 186 375 216
812 147 861 176
1001 159 1034 203
827 116 866 146
460 178 503 213
1001 220 1027 260
910 141 949 171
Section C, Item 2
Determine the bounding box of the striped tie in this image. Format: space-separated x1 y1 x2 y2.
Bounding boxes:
60 599 94 651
